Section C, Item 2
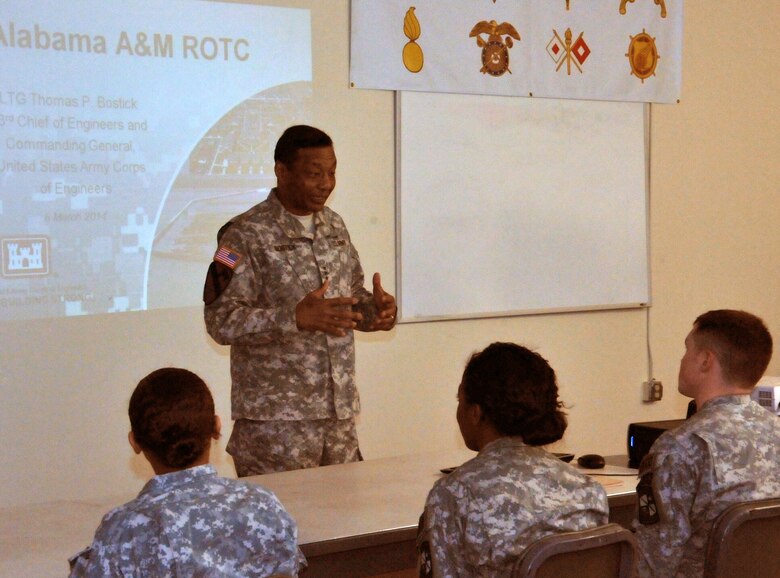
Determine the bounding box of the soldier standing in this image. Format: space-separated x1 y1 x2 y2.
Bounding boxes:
204 125 396 476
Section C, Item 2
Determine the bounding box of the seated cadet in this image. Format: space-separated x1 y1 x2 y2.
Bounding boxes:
69 368 306 577
417 342 609 577
633 309 780 577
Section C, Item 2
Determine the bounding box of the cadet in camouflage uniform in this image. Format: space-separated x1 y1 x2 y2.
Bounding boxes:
417 342 609 577
69 368 305 577
204 125 396 476
633 309 779 577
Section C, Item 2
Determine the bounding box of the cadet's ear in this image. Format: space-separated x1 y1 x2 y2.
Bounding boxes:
128 431 143 455
213 415 222 440
467 401 484 426
699 347 717 373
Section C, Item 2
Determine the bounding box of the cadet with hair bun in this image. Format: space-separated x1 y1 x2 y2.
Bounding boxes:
417 342 608 577
69 368 305 577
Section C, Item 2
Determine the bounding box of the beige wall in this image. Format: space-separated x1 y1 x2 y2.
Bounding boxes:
1 0 778 508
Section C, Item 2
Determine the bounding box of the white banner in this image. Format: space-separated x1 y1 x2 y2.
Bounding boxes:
350 0 682 103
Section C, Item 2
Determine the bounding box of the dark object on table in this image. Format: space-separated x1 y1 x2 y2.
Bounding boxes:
577 454 606 470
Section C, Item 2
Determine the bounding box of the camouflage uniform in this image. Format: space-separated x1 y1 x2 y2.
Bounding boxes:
204 190 374 472
417 437 609 577
633 394 780 577
68 464 305 577
226 417 362 476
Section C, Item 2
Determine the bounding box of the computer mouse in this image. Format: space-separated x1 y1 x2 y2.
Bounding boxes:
577 453 606 469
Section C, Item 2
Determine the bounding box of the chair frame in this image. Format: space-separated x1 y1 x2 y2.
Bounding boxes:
703 496 780 578
512 523 638 578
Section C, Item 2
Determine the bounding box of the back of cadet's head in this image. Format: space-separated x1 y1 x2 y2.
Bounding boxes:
129 368 216 469
274 124 333 166
461 342 567 445
693 309 773 387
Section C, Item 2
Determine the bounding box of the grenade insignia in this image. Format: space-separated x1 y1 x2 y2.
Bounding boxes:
469 20 521 77
402 7 424 73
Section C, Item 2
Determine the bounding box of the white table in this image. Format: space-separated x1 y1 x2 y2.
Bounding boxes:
0 450 636 578
247 450 638 577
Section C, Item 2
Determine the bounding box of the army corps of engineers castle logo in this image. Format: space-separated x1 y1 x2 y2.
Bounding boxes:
2 237 50 277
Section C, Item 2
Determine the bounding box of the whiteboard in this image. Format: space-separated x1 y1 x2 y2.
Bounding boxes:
396 91 649 322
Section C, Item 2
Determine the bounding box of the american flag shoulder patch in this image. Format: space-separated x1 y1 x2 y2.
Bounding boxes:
214 246 242 269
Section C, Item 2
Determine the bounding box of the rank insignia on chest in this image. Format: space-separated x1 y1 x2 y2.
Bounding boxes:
273 244 296 252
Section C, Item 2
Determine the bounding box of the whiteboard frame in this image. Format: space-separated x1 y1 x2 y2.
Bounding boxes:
394 91 651 324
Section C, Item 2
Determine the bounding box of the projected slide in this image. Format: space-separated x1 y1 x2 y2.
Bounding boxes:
0 0 312 320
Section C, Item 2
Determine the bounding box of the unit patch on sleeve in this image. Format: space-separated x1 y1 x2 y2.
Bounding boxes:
636 471 660 525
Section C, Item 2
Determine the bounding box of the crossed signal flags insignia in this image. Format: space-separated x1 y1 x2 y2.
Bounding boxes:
547 28 590 75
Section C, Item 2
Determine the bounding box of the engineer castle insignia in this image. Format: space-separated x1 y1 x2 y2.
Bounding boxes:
469 20 521 77
2 237 49 277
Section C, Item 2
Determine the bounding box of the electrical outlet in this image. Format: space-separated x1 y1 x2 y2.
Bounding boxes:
643 379 663 402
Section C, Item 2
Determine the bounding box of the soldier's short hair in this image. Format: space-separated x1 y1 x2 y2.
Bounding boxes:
461 342 567 445
274 125 333 166
693 309 773 387
129 368 216 469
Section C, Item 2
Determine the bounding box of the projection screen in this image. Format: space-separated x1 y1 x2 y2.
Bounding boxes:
0 0 312 320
